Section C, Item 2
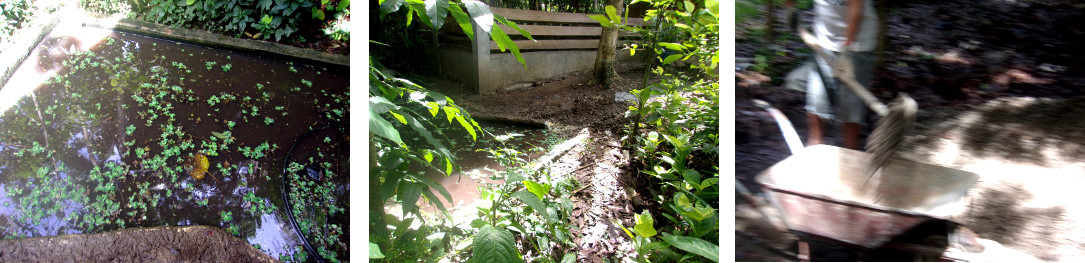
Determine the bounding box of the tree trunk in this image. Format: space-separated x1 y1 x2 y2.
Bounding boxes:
369 133 391 253
592 0 624 88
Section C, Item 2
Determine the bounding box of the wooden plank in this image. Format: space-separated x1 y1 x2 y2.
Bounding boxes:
498 24 600 36
491 7 645 26
491 39 600 50
489 39 639 51
497 24 644 37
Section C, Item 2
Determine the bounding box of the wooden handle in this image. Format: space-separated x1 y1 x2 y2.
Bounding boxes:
798 29 889 117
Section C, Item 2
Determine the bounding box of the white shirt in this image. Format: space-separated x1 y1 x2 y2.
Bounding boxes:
813 0 879 52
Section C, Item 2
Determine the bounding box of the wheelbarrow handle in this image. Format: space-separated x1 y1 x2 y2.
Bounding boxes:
753 99 805 155
798 28 890 117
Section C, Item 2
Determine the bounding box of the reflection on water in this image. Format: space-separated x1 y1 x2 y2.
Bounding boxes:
0 26 348 260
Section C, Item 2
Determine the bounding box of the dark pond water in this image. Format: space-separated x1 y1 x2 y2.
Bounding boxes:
0 27 348 261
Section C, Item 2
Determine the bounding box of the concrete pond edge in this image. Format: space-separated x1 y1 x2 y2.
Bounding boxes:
81 15 349 69
0 9 62 90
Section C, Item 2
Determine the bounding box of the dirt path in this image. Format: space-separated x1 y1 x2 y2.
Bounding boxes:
417 64 649 261
737 0 1085 261
0 225 278 262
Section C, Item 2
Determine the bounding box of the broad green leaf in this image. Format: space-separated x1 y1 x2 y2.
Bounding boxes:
633 210 657 238
380 169 404 200
421 186 451 219
683 0 694 13
496 15 534 41
389 110 408 124
313 8 325 20
506 170 525 183
380 0 404 16
425 0 449 30
400 113 457 173
470 219 487 228
412 173 454 210
661 235 719 262
398 181 423 217
369 242 385 258
587 14 614 28
338 0 350 11
462 0 493 35
426 101 440 116
110 79 118 87
186 0 196 5
681 169 701 186
560 254 575 263
448 4 474 40
490 26 526 67
675 23 691 30
643 241 671 251
705 0 718 16
659 42 687 52
675 192 692 207
663 54 682 65
455 115 477 141
472 225 523 263
512 190 551 219
406 6 415 26
523 180 550 199
423 150 434 163
605 5 620 24
369 109 403 144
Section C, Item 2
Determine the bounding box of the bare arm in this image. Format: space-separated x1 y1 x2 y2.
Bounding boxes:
845 0 864 47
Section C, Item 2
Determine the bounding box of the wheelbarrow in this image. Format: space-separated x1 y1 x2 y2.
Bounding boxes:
742 100 980 261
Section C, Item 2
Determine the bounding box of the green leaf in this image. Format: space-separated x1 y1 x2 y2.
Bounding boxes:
663 54 683 65
369 108 403 144
496 15 534 41
425 0 449 30
110 79 118 87
421 186 451 219
313 8 325 20
661 235 720 262
337 0 350 11
633 210 657 238
463 0 493 36
472 225 523 263
705 0 718 16
560 254 575 263
426 101 440 117
659 42 687 52
605 5 620 24
423 150 434 163
523 180 550 199
211 131 229 139
587 14 614 28
470 219 487 228
512 190 551 219
490 26 526 67
455 115 477 141
398 181 423 217
683 0 694 13
186 0 196 5
448 4 474 40
369 242 385 258
680 169 701 186
380 0 404 16
412 173 454 213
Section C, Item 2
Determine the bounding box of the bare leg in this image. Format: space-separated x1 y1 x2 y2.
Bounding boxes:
844 122 862 150
807 113 824 146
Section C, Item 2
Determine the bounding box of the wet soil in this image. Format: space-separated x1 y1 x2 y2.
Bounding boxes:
0 26 348 261
737 0 1085 261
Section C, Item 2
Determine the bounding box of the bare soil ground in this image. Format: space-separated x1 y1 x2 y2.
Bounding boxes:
414 63 656 261
737 0 1085 261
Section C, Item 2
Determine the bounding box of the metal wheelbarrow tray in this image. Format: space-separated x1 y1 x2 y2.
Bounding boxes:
755 145 979 250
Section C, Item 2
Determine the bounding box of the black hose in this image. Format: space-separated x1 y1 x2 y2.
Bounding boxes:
282 121 344 263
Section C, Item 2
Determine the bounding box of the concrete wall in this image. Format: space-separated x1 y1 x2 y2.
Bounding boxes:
442 48 643 94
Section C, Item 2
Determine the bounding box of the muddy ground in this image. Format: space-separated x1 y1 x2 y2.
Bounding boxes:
737 0 1085 261
406 63 659 261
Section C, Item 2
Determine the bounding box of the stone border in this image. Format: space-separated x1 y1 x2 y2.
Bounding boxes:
81 15 349 68
0 8 62 89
